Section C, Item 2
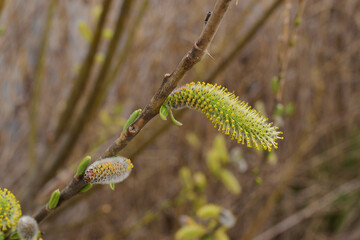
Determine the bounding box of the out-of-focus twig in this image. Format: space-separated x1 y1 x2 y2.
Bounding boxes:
0 0 6 16
254 180 360 240
28 0 57 173
204 0 285 84
33 0 233 224
40 0 135 187
54 0 113 141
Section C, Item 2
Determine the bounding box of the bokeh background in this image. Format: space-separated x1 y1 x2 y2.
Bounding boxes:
1 0 360 239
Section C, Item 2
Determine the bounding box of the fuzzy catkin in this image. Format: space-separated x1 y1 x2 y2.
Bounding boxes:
164 82 283 151
17 216 39 240
84 157 133 184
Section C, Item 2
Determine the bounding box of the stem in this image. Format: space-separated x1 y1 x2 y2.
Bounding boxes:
32 0 233 224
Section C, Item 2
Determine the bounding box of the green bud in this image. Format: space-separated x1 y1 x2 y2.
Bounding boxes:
159 105 168 120
95 53 105 63
219 170 241 195
10 232 19 239
102 28 113 39
76 156 92 176
123 109 142 132
48 189 60 209
193 172 207 190
80 183 93 193
207 149 221 176
255 176 263 185
196 204 222 219
179 167 193 190
77 21 92 42
295 17 302 26
0 27 4 36
175 224 206 240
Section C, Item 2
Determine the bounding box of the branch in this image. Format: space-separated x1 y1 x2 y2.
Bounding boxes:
33 0 233 224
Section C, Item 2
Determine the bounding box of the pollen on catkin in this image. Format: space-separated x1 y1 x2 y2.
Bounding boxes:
83 157 133 184
0 188 22 233
163 82 283 151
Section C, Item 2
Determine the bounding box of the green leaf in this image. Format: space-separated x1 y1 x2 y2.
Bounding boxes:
0 27 4 36
109 183 115 190
10 232 20 239
76 156 91 175
196 204 222 219
219 170 241 195
123 109 142 132
175 224 206 240
77 21 92 42
80 183 93 193
159 105 168 120
48 189 61 209
273 103 284 116
169 109 183 126
0 233 5 240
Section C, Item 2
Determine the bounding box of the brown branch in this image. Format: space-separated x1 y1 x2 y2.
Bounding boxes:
254 180 360 240
28 0 57 174
40 0 135 187
54 0 113 141
33 0 233 224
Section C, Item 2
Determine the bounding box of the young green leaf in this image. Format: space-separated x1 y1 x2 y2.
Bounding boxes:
48 189 60 210
76 156 92 176
80 183 93 193
123 109 142 132
159 105 168 120
175 224 206 240
109 183 115 190
169 109 183 126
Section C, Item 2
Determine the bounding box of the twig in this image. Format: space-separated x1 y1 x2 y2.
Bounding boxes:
28 0 57 173
204 0 285 84
40 0 135 187
254 180 360 240
54 0 113 141
33 0 233 224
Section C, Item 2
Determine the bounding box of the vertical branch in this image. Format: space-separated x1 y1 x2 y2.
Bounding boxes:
41 0 135 186
28 0 57 173
0 0 6 17
54 0 113 141
204 0 285 84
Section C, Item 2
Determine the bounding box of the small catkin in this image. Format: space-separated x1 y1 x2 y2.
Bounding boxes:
83 157 133 184
0 188 22 233
163 82 283 151
16 216 39 240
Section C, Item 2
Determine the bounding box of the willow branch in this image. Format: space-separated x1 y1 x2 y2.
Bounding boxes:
54 0 113 141
33 0 232 224
28 0 57 172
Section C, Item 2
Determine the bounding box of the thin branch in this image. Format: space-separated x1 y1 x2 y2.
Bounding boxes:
40 0 135 187
33 0 233 224
254 180 360 240
204 0 285 84
28 0 57 173
54 0 113 141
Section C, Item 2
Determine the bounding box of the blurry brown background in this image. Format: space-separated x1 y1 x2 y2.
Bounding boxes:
1 0 360 239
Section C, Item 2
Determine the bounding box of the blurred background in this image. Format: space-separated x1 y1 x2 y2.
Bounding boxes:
1 0 360 239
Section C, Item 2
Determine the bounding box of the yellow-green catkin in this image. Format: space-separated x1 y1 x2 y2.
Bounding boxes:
0 188 22 233
84 157 134 184
164 82 283 151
